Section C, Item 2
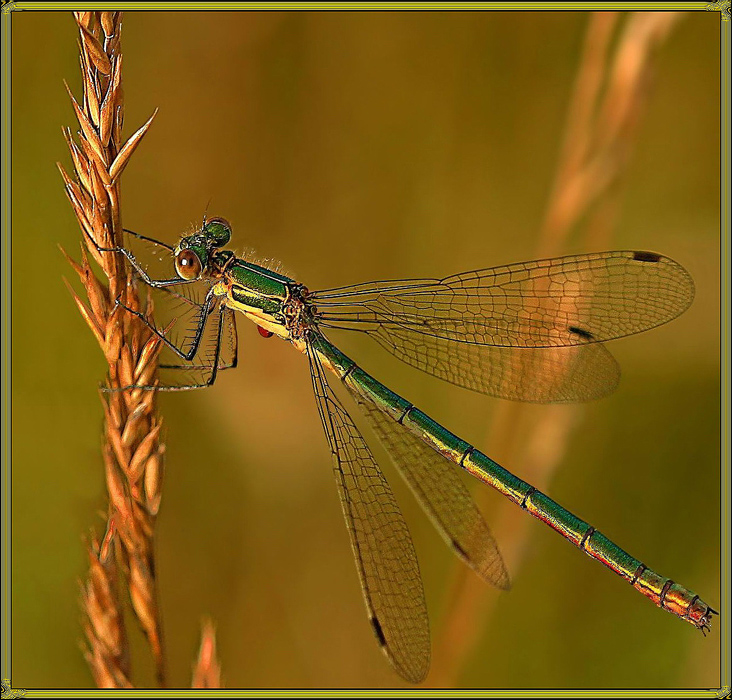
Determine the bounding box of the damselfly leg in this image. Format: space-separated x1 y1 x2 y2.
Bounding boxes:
84 227 238 390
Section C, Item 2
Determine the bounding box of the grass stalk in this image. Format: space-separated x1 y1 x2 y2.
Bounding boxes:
59 11 166 688
430 11 683 687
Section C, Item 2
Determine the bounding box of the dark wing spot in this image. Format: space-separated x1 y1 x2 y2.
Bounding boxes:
568 325 594 340
451 540 467 559
633 251 662 263
370 616 387 647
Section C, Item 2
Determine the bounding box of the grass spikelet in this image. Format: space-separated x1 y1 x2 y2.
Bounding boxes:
61 11 167 688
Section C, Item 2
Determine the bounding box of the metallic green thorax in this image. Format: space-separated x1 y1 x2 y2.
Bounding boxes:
227 260 294 318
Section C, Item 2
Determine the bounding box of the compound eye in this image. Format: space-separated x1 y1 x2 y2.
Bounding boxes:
175 249 202 279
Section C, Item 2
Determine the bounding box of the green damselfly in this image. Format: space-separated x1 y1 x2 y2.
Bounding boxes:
90 217 715 683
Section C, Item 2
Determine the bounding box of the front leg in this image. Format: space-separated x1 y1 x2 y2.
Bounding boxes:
114 285 217 362
81 226 198 289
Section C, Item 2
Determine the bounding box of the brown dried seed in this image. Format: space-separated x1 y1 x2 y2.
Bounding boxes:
131 501 152 539
120 411 145 451
78 50 89 117
79 21 113 75
60 245 109 321
109 108 158 182
63 127 94 195
107 363 120 388
75 12 94 30
106 62 123 147
66 200 101 267
84 593 106 640
128 424 162 483
93 666 118 690
59 244 85 279
135 363 158 391
89 152 113 196
103 316 121 357
100 12 116 39
113 670 134 690
135 334 163 382
128 595 155 650
109 14 123 52
86 540 107 587
108 404 123 438
85 68 102 128
80 229 107 273
111 53 123 97
139 386 158 417
81 250 111 319
56 159 74 187
144 450 163 516
117 343 134 389
98 519 116 563
67 180 94 226
113 103 124 146
104 332 123 369
127 399 151 426
64 278 105 349
90 664 116 690
104 186 122 241
65 81 108 167
60 164 92 216
101 392 121 433
99 86 115 147
103 446 133 526
79 148 112 211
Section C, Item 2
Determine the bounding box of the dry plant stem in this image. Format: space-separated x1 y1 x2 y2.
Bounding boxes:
430 12 682 687
59 11 166 688
192 619 223 688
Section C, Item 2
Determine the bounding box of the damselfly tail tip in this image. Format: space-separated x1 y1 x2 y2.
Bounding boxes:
690 602 717 636
701 607 718 636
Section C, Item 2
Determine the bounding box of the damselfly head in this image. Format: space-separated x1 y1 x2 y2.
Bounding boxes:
202 216 232 248
172 217 232 280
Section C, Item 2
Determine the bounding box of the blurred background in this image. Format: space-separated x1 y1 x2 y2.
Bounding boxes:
10 9 721 690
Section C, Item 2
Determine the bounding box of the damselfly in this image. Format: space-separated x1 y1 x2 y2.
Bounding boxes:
90 217 715 683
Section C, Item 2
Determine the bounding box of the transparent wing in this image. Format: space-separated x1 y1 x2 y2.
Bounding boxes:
139 283 238 390
122 228 177 282
371 331 620 403
312 251 692 402
313 251 694 346
307 341 430 683
344 379 510 589
218 306 239 370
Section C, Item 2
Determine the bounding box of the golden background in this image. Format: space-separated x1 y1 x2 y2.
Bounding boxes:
10 9 721 689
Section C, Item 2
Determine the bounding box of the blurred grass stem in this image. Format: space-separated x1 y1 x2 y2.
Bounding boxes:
431 11 682 687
